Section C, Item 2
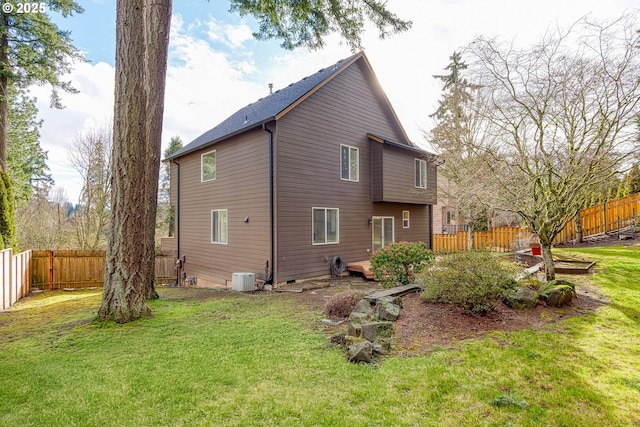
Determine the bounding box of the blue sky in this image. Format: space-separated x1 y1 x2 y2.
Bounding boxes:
34 0 638 203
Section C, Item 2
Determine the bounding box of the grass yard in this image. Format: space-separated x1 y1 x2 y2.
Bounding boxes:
1 245 639 426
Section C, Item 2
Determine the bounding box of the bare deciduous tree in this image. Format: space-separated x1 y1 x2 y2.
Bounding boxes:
69 124 111 250
466 13 640 280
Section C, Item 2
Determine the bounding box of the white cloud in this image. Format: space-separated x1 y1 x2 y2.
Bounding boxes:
206 17 254 49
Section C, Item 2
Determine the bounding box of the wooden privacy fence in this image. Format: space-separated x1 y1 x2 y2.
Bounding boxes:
31 250 177 290
433 192 640 253
553 192 640 244
1 249 32 310
433 227 532 253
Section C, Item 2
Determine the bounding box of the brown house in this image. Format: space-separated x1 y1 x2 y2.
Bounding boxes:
166 52 438 287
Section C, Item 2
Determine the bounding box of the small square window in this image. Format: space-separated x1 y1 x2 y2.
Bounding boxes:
202 150 216 182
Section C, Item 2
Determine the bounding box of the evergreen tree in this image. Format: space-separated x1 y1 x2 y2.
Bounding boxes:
7 86 53 206
0 1 83 248
158 136 183 237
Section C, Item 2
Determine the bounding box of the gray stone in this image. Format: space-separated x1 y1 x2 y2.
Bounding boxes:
348 323 362 337
378 295 403 308
361 321 394 342
376 300 401 321
352 298 374 315
545 285 574 307
372 340 391 355
347 340 373 363
503 287 538 309
349 299 374 324
348 311 371 324
321 319 344 327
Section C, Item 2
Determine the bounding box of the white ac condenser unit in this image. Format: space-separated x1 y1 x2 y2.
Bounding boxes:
231 272 256 292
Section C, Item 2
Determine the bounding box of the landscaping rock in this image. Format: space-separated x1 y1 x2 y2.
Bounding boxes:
347 340 373 363
348 323 362 338
378 295 403 308
503 287 538 309
349 299 374 324
361 321 394 342
545 285 574 307
376 300 401 321
372 340 391 355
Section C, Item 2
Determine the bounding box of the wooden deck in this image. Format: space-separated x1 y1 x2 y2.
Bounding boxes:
346 260 375 280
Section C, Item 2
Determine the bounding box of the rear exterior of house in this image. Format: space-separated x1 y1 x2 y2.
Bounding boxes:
168 52 437 287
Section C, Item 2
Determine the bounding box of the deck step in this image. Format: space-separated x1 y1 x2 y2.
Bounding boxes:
346 261 375 280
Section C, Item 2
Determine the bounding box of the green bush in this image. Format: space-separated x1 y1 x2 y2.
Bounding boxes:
0 170 16 250
420 250 518 314
370 241 434 289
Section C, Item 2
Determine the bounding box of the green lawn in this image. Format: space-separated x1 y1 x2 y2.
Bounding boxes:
1 245 639 426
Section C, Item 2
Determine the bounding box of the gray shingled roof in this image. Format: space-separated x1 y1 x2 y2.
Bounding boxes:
167 52 362 160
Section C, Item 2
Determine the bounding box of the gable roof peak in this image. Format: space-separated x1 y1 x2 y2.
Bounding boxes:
168 51 376 160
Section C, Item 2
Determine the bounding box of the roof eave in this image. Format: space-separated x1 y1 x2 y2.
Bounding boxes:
164 117 276 161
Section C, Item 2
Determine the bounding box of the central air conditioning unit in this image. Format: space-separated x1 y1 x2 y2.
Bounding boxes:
231 272 256 292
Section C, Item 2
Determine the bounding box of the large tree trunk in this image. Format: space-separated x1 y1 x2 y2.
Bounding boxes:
142 0 172 300
575 211 583 244
0 12 9 172
540 243 555 282
98 0 172 322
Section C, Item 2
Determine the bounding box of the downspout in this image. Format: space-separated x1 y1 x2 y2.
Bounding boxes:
262 123 275 285
171 158 181 266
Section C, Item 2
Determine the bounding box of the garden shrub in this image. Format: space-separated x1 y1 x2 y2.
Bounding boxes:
420 250 518 314
323 290 366 319
370 241 434 289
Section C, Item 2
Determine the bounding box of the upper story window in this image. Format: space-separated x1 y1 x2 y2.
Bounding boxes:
201 150 216 182
211 209 228 244
312 207 339 245
340 145 359 182
415 158 427 189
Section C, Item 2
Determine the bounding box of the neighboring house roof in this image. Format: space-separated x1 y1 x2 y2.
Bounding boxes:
167 51 414 160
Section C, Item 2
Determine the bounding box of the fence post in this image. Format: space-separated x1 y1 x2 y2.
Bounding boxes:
49 250 54 290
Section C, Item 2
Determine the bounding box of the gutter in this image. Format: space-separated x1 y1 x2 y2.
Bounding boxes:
171 158 181 265
262 123 275 285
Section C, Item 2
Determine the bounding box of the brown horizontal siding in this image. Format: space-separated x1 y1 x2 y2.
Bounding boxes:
177 128 271 284
379 145 437 205
273 58 427 282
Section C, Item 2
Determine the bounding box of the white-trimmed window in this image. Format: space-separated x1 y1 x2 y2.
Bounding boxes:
312 207 339 245
340 145 359 181
403 210 410 228
211 209 228 244
415 158 427 189
201 150 216 182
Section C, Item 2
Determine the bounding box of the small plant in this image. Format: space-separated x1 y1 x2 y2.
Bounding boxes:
370 241 434 289
490 394 529 409
421 250 518 314
323 290 366 319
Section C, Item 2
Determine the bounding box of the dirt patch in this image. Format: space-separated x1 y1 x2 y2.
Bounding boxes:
556 232 639 248
279 274 609 356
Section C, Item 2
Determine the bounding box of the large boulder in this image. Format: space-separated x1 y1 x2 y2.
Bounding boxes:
545 285 574 307
349 299 374 324
347 340 373 363
361 321 394 342
376 300 401 321
504 287 538 309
